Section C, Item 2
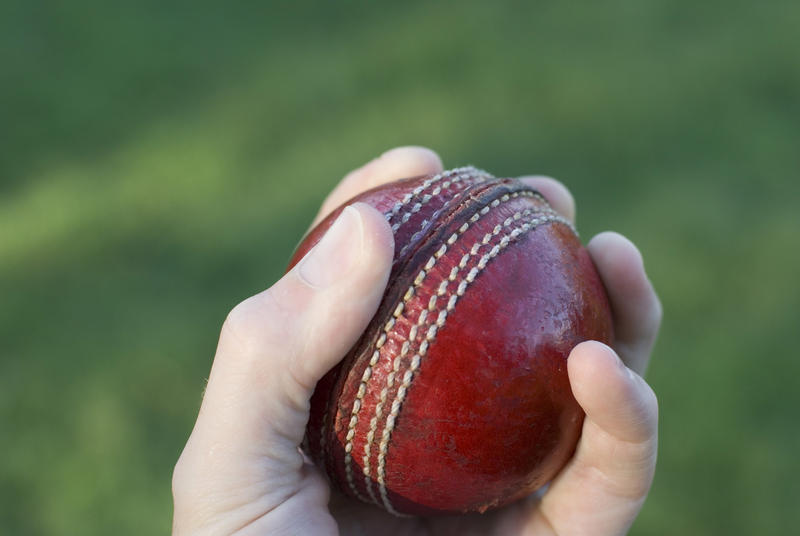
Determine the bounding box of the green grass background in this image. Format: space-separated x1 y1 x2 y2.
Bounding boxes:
2 1 799 534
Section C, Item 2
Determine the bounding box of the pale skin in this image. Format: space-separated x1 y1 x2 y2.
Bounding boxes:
172 146 662 535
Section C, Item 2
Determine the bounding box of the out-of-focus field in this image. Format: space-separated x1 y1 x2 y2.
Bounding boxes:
2 2 799 534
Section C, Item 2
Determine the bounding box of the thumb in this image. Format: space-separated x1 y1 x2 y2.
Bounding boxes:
532 341 659 536
173 203 393 512
201 201 392 451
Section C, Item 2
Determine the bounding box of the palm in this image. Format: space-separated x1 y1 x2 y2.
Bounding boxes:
173 147 660 536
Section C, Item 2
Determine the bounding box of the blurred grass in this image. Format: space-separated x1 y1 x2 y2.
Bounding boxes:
2 1 799 534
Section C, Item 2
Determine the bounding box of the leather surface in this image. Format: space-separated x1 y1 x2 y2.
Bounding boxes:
289 168 613 515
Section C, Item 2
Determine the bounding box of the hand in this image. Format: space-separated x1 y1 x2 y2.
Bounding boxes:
172 147 662 535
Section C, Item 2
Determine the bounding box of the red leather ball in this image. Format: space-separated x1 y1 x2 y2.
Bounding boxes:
288 167 613 516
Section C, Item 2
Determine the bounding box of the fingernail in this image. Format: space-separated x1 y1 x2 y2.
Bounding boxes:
298 205 363 288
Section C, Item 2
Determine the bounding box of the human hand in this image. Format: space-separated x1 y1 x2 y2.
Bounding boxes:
172 146 661 535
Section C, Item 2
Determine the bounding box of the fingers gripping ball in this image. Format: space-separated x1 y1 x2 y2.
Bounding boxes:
287 167 613 516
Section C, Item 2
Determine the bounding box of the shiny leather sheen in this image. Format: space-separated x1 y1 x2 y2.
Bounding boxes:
288 169 613 515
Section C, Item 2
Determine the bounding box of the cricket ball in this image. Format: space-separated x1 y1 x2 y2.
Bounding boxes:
288 166 613 516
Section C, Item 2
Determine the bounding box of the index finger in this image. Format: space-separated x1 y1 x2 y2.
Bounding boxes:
312 146 444 227
518 175 576 224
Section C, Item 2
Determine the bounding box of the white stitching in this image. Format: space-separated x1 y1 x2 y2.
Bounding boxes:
355 191 529 503
367 197 543 511
341 183 570 506
391 167 497 257
385 166 493 227
375 210 567 514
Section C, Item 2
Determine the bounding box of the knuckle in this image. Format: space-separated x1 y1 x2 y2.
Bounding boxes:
220 300 257 351
171 451 191 502
222 298 255 335
220 288 303 360
220 295 274 357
